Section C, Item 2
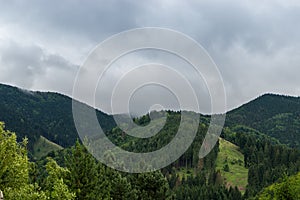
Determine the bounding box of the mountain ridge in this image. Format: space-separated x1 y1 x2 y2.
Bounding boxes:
0 83 299 151
0 83 116 152
225 93 300 148
0 83 299 199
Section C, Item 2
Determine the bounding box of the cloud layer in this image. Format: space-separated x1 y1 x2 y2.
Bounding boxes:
0 0 299 114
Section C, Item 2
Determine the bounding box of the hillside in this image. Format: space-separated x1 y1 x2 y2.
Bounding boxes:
0 83 299 199
33 136 63 160
216 138 248 193
226 94 300 148
1 83 299 152
255 172 300 200
0 83 115 152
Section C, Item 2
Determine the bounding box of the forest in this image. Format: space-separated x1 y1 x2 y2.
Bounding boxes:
0 83 299 199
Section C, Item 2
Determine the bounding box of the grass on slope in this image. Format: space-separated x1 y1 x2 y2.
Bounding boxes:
33 136 63 159
216 137 248 193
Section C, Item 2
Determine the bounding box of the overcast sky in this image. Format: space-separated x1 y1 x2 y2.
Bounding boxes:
0 0 299 115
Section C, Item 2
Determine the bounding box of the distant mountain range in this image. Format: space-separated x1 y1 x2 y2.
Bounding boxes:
0 83 299 153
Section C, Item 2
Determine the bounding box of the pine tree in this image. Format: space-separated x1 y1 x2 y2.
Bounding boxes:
130 171 171 200
65 141 110 200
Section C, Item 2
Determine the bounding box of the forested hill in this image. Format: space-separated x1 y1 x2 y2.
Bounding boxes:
0 83 300 199
226 94 300 148
0 83 115 150
1 83 299 151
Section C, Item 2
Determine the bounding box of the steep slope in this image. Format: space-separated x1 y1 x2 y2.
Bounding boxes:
226 94 300 148
0 83 115 151
216 138 248 193
33 136 63 160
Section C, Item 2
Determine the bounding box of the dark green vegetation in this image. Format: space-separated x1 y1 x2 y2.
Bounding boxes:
226 93 300 148
0 124 169 199
0 83 115 152
33 136 63 160
255 172 300 200
0 83 300 199
222 125 300 198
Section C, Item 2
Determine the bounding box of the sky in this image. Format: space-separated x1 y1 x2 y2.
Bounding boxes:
0 0 299 115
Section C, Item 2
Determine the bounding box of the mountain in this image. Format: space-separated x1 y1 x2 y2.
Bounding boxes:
0 83 115 152
0 83 299 199
0 83 299 152
226 94 300 148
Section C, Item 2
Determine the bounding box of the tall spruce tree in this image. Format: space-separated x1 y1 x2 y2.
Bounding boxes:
65 141 111 200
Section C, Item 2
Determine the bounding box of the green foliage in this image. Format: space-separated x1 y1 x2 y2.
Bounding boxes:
0 122 47 199
0 122 76 200
62 141 171 200
1 84 300 199
33 136 63 160
107 112 216 170
226 94 300 148
131 171 171 200
0 83 115 152
173 171 243 200
65 141 111 200
215 138 248 193
4 184 48 200
45 157 75 199
108 172 137 200
256 172 300 200
0 122 30 190
223 163 230 172
222 125 300 198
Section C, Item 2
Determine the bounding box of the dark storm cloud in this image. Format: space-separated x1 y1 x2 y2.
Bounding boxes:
0 0 299 113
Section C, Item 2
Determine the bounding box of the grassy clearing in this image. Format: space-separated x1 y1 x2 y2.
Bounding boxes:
33 136 63 159
216 137 248 193
176 168 195 181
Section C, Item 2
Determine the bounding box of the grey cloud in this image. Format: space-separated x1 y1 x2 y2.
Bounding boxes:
0 0 299 114
0 40 45 88
0 0 143 42
212 42 300 109
0 39 78 94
